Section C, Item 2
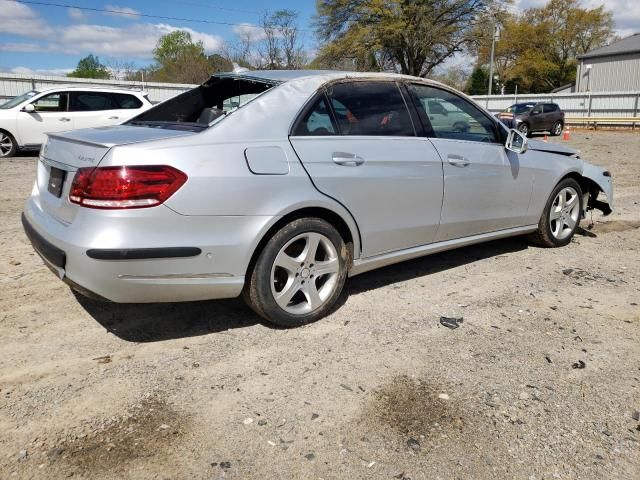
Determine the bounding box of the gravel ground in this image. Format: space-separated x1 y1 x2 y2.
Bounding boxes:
0 131 639 480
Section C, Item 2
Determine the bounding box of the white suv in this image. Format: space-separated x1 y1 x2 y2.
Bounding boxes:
0 87 152 158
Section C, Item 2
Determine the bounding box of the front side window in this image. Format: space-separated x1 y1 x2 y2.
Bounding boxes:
31 92 68 112
409 84 499 143
292 96 337 136
326 82 414 136
531 105 543 115
70 92 116 112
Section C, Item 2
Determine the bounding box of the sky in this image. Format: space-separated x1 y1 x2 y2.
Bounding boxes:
0 0 639 76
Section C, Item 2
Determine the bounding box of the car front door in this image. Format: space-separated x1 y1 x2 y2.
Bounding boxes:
17 91 72 145
529 104 544 131
289 81 444 257
407 84 535 241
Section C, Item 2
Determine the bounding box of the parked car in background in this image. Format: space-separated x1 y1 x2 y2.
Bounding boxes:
0 87 152 158
497 102 565 137
22 71 613 327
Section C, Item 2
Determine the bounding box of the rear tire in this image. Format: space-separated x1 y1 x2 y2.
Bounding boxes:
243 218 349 327
529 178 582 247
551 121 563 136
0 130 17 158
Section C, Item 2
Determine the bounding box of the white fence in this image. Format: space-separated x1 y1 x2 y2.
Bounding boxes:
2 73 640 121
471 91 640 118
0 73 196 103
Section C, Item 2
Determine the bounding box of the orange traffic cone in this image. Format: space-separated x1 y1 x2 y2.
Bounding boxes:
543 134 548 142
562 126 571 141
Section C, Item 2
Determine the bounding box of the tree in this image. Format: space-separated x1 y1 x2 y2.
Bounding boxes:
314 0 498 77
67 54 110 79
466 66 489 95
475 0 614 93
149 31 210 83
259 10 305 69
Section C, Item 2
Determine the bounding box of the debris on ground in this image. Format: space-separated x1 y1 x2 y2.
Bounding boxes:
439 317 464 329
572 360 586 369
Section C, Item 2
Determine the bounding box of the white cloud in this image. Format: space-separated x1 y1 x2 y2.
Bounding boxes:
232 23 267 42
68 7 88 21
9 66 74 76
0 1 54 38
0 43 43 53
49 23 224 58
104 4 141 19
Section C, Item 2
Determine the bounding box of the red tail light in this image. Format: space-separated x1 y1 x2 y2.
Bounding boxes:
69 165 187 209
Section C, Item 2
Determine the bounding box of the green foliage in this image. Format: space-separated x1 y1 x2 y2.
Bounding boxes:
67 54 110 79
476 0 614 93
314 0 495 77
466 67 489 95
146 31 231 84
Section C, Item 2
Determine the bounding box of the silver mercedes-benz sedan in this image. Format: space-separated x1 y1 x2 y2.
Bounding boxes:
22 70 613 327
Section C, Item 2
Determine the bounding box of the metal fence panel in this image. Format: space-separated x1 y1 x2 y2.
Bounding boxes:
472 91 640 118
0 73 196 103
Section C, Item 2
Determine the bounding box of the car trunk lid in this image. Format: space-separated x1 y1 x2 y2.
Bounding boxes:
37 126 197 224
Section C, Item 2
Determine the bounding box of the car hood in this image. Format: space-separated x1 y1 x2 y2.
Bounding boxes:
527 139 577 156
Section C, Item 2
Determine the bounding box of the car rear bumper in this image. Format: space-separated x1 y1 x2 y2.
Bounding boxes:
22 197 274 303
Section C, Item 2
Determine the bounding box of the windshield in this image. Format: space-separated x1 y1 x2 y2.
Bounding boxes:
0 90 39 109
504 103 535 115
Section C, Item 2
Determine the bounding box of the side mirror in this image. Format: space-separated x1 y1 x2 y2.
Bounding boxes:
506 128 528 154
23 104 35 113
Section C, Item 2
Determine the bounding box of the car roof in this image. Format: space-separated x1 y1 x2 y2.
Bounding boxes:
214 69 434 84
37 86 147 95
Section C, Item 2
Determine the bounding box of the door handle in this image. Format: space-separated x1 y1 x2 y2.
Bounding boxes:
108 116 120 120
332 152 364 167
447 154 470 167
59 118 71 122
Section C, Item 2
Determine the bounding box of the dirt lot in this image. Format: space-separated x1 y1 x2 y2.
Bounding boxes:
1 131 639 480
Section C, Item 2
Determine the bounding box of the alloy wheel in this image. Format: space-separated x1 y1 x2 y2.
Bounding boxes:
270 232 340 315
549 186 580 240
553 122 563 136
0 133 14 157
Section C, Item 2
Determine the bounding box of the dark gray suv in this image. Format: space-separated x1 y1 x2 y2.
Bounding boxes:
497 102 565 137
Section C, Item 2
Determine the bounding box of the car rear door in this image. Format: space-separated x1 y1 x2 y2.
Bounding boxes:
17 91 73 146
69 91 121 129
289 81 444 258
109 93 147 123
407 84 535 241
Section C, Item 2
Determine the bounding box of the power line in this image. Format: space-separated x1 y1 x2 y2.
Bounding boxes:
7 0 276 29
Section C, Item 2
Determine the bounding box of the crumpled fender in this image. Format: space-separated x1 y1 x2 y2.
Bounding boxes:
582 161 614 215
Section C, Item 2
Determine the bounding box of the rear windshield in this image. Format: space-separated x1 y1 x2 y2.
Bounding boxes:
127 75 277 131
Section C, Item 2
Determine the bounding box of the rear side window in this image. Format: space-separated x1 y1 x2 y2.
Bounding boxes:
543 104 558 113
292 96 337 136
70 92 115 112
326 82 414 136
112 93 143 109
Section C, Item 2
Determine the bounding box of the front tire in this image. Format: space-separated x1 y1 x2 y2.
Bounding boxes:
0 131 17 158
529 178 582 247
243 218 349 327
518 123 530 137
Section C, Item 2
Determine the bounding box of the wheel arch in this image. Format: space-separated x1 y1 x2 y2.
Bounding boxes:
244 204 361 279
556 171 609 215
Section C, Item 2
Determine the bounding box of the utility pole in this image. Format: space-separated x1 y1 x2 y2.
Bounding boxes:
487 24 499 104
